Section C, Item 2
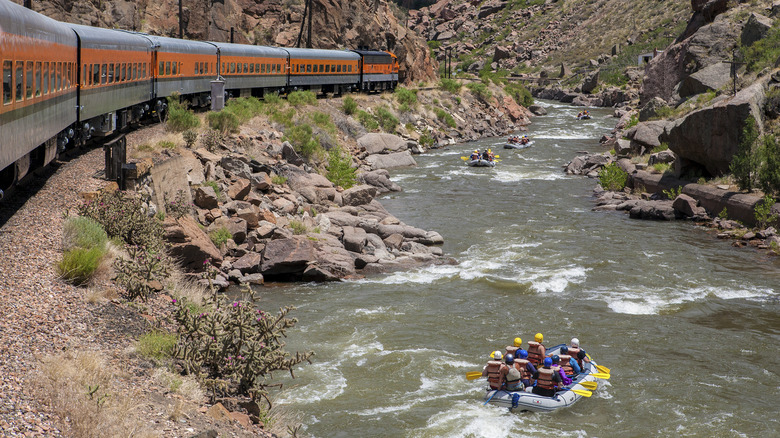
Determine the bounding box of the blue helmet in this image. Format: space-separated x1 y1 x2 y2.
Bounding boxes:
505 354 514 364
552 354 560 364
518 349 528 359
543 357 552 367
561 346 569 355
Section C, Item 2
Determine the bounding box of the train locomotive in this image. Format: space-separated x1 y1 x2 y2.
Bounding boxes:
0 0 399 198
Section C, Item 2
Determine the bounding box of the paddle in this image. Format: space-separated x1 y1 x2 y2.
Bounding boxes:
576 381 597 390
460 156 470 160
484 389 502 405
591 372 610 380
466 371 483 380
569 388 592 397
595 364 611 374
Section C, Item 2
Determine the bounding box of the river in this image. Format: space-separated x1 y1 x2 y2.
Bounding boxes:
258 101 780 437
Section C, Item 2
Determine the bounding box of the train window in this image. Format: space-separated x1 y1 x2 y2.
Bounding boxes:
121 64 126 82
230 63 236 74
255 63 259 73
238 63 243 74
3 60 10 104
242 63 247 73
101 64 107 85
133 64 138 81
159 61 164 76
338 65 342 73
82 64 88 86
14 61 22 101
172 61 177 76
93 64 100 85
25 61 33 99
306 64 311 73
43 62 50 93
35 62 42 96
163 62 169 76
143 63 147 79
107 63 114 84
57 62 63 91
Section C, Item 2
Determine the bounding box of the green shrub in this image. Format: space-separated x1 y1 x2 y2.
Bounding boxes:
226 97 264 123
758 134 780 196
652 162 671 174
342 96 358 115
58 246 106 285
598 162 629 191
289 220 308 235
114 243 171 302
77 190 165 251
270 107 295 129
731 115 760 191
718 207 729 219
652 142 670 153
357 110 379 131
755 194 778 229
311 111 336 135
625 115 639 130
137 331 177 360
285 124 322 158
137 143 154 152
326 147 357 189
375 107 398 132
210 227 232 247
166 95 200 132
172 275 313 401
63 216 108 251
200 129 223 152
466 82 492 101
419 132 435 148
263 92 282 106
203 180 221 197
662 185 683 200
440 78 461 94
158 140 176 150
505 83 534 107
183 129 198 148
207 110 240 134
164 190 192 219
287 90 317 106
394 87 418 109
433 107 456 128
272 175 287 185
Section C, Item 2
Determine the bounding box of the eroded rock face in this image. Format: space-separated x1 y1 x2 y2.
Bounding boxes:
164 216 222 271
661 80 767 176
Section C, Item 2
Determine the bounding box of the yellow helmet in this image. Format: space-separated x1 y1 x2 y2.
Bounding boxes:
514 337 522 347
535 333 543 343
491 350 503 360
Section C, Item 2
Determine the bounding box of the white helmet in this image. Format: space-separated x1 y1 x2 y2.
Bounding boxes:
492 350 503 360
571 338 580 348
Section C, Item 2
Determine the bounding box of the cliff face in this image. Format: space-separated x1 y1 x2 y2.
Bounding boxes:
20 0 436 83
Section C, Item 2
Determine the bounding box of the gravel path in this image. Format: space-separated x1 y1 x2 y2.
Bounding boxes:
0 149 274 437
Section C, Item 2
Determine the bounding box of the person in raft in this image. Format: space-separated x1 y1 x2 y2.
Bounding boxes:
470 149 481 161
527 333 546 366
502 354 524 391
514 349 537 388
482 351 504 390
559 346 582 376
567 337 590 369
532 357 563 397
550 354 572 386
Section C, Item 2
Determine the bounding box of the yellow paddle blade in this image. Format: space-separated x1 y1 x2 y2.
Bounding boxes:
466 371 483 380
461 156 469 160
571 389 592 397
592 372 610 380
596 364 611 374
577 381 598 390
494 154 500 158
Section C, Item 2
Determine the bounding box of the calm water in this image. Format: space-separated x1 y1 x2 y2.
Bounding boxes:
258 101 780 437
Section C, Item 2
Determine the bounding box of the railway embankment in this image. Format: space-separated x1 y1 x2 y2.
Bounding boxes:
0 84 531 436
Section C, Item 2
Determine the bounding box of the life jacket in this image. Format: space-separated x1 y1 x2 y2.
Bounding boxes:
527 341 544 366
506 365 522 384
536 367 556 390
568 346 582 367
485 360 503 389
515 358 532 380
505 346 519 357
558 354 574 375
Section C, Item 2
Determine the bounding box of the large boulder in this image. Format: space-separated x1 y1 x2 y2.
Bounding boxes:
260 237 317 276
194 186 219 209
360 169 401 193
741 13 774 47
365 150 417 170
626 121 672 155
581 70 600 94
639 97 668 122
357 133 408 155
677 62 732 99
342 184 378 207
661 79 767 176
163 216 222 271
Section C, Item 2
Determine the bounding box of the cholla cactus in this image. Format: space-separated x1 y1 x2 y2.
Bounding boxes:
172 263 313 406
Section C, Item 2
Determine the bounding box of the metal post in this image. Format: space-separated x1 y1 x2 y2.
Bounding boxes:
307 0 313 48
179 0 183 39
230 27 234 43
23 0 31 9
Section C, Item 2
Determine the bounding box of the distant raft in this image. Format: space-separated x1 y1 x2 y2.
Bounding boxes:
467 159 496 167
483 344 599 413
503 141 533 149
576 114 592 120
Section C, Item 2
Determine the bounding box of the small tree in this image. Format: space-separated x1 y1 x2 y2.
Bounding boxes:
598 162 628 191
758 134 780 196
325 147 357 189
754 195 779 229
731 116 760 191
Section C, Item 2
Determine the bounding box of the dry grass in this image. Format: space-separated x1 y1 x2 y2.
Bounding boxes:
152 368 204 402
266 401 305 438
35 350 155 438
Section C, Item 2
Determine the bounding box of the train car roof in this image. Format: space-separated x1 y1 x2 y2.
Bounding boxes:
138 34 217 55
352 50 393 57
283 48 361 61
0 0 76 45
68 24 152 51
208 42 288 58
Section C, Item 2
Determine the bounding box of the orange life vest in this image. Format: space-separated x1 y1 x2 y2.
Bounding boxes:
515 358 532 380
568 346 582 367
505 346 519 357
558 354 574 375
485 360 503 389
536 367 556 390
527 341 545 366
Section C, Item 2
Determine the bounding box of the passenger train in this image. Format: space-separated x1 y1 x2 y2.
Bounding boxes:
0 0 399 198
